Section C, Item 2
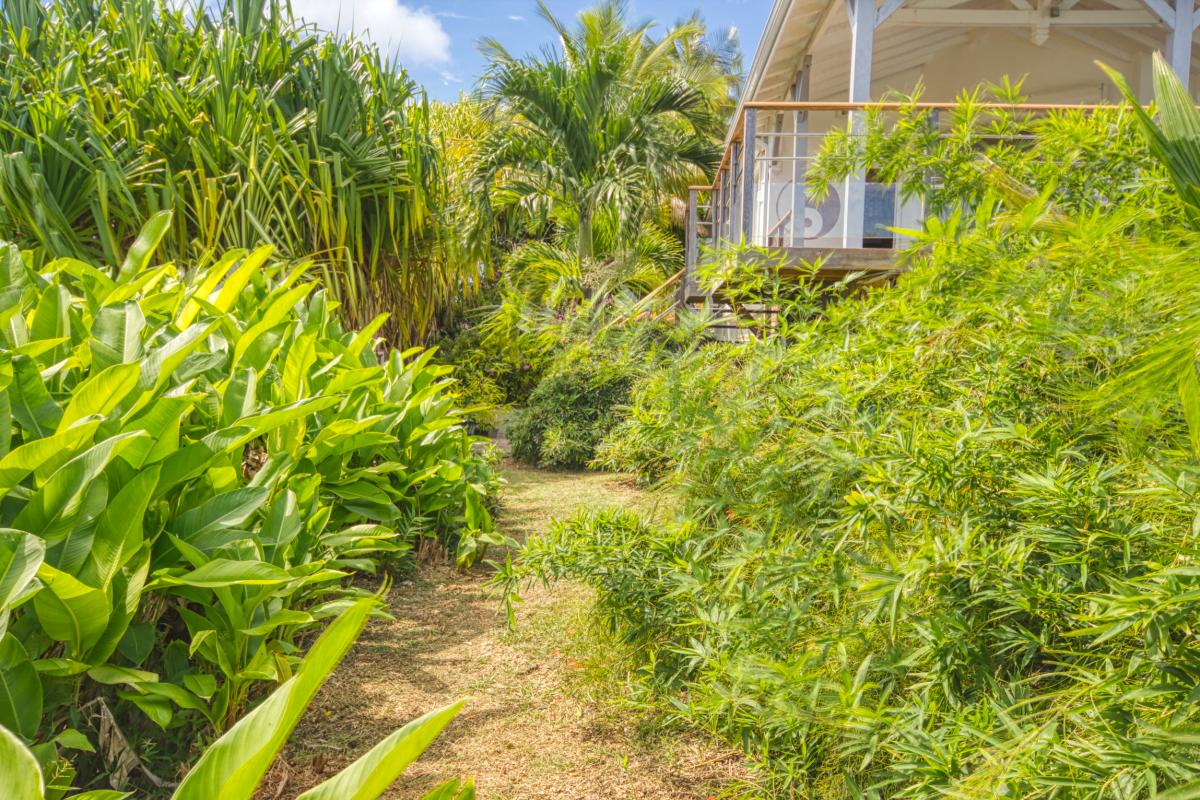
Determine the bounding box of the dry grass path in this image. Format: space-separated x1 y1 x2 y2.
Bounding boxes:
279 459 747 799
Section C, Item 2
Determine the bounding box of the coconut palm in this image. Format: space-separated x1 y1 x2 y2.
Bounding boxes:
475 1 723 264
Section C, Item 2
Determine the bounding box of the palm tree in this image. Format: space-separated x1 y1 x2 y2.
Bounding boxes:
475 1 723 265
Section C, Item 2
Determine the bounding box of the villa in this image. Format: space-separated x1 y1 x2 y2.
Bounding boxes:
683 0 1199 301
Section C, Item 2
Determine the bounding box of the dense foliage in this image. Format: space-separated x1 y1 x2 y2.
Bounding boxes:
470 2 739 373
1 600 472 800
0 0 476 344
502 64 1200 797
508 354 633 469
0 216 493 791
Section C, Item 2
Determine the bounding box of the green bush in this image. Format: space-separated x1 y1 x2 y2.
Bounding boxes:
503 83 1200 796
508 359 632 468
433 316 545 433
0 215 495 789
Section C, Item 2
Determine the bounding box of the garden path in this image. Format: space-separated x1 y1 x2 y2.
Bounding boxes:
277 457 748 800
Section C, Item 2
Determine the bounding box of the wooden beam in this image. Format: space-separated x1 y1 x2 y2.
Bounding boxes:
887 7 1159 24
876 0 907 27
844 0 874 248
741 108 756 244
685 188 699 283
1059 28 1141 60
1138 0 1176 25
1168 0 1195 88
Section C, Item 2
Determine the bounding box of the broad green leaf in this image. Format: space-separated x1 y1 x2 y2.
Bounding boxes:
0 531 45 614
0 723 43 800
281 331 318 403
232 283 314 367
58 363 141 431
171 487 270 541
117 210 172 282
8 356 62 436
84 547 151 666
171 599 375 800
13 432 144 540
86 664 158 687
0 637 42 740
295 701 465 800
240 609 313 637
153 559 291 588
213 246 273 315
29 285 70 352
176 250 243 328
420 780 475 800
135 322 216 395
83 466 159 589
0 420 101 494
32 564 110 656
89 302 146 372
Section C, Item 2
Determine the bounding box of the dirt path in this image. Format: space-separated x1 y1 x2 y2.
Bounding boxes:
283 459 747 799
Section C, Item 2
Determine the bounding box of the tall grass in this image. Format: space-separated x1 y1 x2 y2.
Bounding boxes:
0 0 477 344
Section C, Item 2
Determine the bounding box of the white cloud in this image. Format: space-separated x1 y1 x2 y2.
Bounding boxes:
290 0 452 64
440 70 463 85
508 14 524 21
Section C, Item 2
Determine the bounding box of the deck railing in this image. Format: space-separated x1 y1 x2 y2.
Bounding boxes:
683 101 1121 302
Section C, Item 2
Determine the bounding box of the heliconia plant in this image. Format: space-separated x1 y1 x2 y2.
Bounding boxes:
0 212 496 787
0 600 473 800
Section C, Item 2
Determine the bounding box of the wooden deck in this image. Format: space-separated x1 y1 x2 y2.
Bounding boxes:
684 246 902 303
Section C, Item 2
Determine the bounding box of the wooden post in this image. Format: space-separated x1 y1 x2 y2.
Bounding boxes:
844 0 874 248
685 187 699 300
791 56 812 246
1168 0 1194 91
742 108 757 245
724 140 734 242
713 174 724 248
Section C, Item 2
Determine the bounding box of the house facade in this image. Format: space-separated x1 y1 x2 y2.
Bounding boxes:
683 0 1197 300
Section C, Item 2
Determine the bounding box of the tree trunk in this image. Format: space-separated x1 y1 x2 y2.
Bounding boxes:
577 207 594 263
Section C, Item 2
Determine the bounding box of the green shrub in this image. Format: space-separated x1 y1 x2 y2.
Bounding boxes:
503 84 1200 796
0 215 495 789
433 316 545 433
508 356 633 469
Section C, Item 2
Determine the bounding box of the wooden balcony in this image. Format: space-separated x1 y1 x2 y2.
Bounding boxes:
682 100 1119 305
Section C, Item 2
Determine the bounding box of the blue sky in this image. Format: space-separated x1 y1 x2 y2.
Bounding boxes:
288 0 765 101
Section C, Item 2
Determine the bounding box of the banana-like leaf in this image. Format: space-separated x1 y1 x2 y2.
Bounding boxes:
171 599 374 799
0 420 101 494
0 636 42 739
420 779 476 800
116 210 172 283
32 565 109 656
0 531 45 613
89 302 146 372
57 363 141 431
295 700 465 800
151 559 292 589
170 488 271 541
0 723 43 800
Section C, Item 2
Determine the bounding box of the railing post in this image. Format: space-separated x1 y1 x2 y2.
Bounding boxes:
730 140 741 242
791 56 812 246
843 0 874 248
741 108 757 245
684 187 699 302
1168 0 1194 91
